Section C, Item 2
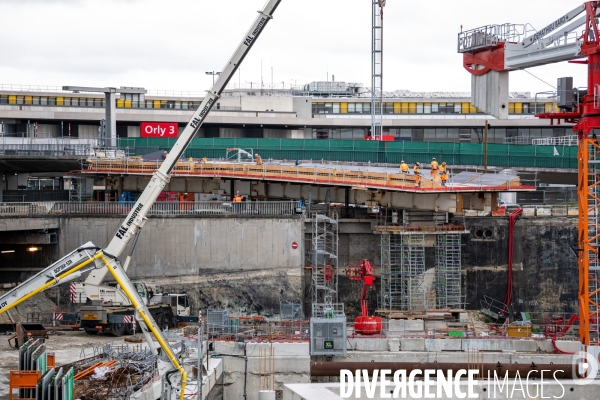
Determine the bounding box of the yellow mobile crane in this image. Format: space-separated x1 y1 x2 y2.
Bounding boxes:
0 0 282 398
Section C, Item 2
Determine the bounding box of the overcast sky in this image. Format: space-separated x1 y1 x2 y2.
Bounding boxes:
0 0 588 95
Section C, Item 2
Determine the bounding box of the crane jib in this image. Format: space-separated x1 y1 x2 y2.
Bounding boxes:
531 14 570 43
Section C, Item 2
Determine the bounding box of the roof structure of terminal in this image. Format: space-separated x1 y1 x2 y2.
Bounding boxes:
0 81 534 100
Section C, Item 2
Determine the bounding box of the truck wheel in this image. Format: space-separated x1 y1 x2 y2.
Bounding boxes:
163 313 173 329
155 312 172 329
125 323 134 335
110 322 126 337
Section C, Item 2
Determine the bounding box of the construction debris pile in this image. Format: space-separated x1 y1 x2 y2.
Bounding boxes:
72 344 157 400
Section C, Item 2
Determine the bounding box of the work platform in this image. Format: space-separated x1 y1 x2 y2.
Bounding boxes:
80 158 533 194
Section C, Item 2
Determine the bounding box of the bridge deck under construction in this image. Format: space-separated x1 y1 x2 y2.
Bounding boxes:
80 158 534 193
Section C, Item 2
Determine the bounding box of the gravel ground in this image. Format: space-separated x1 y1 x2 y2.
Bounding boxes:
0 330 129 400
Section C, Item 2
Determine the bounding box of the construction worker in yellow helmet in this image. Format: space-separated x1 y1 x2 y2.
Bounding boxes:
413 162 421 188
430 157 439 180
440 161 448 186
400 160 409 174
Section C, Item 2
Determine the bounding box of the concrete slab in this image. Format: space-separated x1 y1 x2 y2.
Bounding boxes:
425 338 462 352
246 342 309 357
400 338 425 351
462 339 538 352
347 338 388 352
386 319 425 332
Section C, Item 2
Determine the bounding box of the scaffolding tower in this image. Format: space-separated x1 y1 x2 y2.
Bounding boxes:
435 233 463 309
309 213 341 315
580 138 600 345
380 233 426 311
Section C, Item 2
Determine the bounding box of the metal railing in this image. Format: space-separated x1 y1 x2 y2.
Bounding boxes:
0 137 98 156
531 135 578 146
0 201 298 217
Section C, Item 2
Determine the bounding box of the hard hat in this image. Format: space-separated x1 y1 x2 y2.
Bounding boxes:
401 160 405 163
432 157 436 160
442 162 446 165
416 162 420 165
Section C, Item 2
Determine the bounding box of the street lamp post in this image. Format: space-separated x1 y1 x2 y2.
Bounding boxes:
205 71 221 85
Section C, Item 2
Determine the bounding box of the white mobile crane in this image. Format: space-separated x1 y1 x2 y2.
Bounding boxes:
458 1 600 350
0 0 282 398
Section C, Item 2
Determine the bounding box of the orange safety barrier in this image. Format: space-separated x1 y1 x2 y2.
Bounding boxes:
9 370 40 400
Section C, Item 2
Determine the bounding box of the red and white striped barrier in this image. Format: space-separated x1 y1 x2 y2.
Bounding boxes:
54 313 63 321
123 315 133 323
70 283 77 303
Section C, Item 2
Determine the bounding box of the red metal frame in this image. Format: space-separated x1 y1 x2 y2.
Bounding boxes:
347 259 382 335
463 1 600 347
462 43 507 76
536 1 600 348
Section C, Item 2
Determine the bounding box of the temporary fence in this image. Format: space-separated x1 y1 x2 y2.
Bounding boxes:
0 200 298 217
116 137 578 170
206 314 310 342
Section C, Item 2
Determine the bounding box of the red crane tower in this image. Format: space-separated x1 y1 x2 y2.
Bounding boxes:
459 1 600 347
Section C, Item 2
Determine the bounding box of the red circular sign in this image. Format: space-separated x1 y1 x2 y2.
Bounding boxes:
292 242 298 249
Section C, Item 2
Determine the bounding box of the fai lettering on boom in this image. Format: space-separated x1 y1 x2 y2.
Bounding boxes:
115 203 144 240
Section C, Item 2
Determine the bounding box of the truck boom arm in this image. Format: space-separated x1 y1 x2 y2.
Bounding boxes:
0 242 101 315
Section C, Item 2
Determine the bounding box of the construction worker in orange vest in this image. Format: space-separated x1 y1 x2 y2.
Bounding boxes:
413 162 421 187
255 153 263 165
233 191 243 202
440 162 448 186
400 160 409 174
430 157 439 180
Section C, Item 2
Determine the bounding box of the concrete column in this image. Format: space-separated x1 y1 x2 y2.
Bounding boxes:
105 90 117 147
344 187 350 217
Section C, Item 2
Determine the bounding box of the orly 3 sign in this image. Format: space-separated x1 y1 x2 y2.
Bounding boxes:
140 122 178 138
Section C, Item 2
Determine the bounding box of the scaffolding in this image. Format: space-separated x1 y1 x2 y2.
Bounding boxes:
580 138 600 345
380 233 426 311
380 228 465 312
435 233 464 309
309 213 340 313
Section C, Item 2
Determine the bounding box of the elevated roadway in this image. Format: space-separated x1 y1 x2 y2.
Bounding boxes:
78 158 534 213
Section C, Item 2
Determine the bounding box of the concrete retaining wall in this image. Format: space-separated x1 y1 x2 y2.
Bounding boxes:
57 216 304 315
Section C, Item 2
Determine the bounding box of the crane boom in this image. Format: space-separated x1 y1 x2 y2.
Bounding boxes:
0 1 283 397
